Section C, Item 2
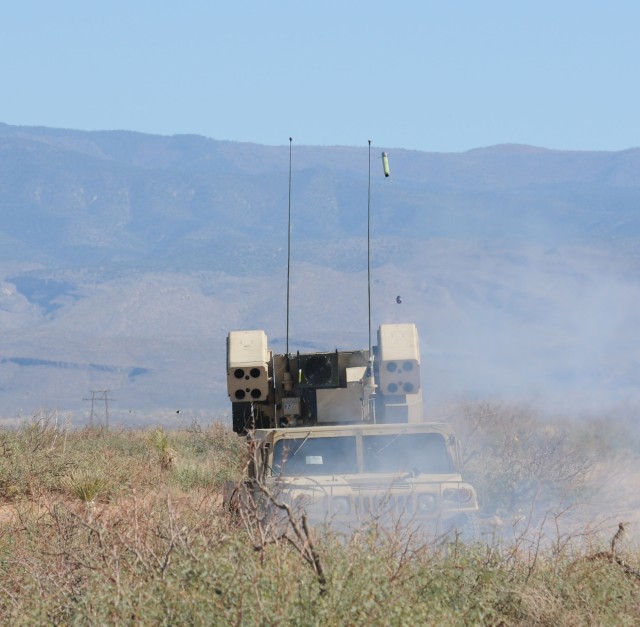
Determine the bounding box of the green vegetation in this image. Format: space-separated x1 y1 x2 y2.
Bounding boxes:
0 407 639 624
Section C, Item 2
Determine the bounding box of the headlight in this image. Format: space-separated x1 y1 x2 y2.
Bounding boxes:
416 493 437 513
443 487 473 504
331 496 351 516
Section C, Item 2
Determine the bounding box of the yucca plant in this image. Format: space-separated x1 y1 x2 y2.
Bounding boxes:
63 471 109 505
148 427 176 470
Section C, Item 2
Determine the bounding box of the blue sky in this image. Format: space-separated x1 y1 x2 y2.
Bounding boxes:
2 1 639 152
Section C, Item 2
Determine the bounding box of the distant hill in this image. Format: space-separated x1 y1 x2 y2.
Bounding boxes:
0 123 638 424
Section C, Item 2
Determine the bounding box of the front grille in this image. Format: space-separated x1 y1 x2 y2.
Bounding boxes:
347 479 411 491
354 493 414 516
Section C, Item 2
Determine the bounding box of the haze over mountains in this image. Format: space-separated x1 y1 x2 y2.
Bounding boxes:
0 122 638 425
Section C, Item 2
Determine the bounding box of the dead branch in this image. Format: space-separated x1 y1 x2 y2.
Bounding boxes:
570 522 640 583
235 477 328 594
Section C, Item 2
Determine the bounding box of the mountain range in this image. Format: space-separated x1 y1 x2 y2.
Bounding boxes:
0 122 638 425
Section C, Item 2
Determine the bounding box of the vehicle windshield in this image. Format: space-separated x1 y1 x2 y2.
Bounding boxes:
362 433 452 474
272 436 357 476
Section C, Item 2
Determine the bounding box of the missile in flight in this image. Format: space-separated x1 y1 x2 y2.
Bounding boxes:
382 151 390 177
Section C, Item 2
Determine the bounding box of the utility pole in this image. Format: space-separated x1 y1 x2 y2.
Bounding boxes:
83 389 115 427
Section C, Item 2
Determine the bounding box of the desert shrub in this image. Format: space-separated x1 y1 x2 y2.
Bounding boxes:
0 416 639 624
448 402 596 523
170 464 217 490
0 416 245 505
171 421 245 489
3 499 639 625
0 410 74 500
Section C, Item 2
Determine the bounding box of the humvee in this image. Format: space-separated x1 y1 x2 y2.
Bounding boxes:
225 323 479 536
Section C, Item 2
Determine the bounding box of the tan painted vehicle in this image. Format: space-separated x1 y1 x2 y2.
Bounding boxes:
240 422 478 535
225 323 479 537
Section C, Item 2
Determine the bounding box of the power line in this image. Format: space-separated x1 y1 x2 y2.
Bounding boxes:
83 389 115 427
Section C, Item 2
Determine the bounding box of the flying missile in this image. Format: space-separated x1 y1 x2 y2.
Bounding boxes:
382 151 390 177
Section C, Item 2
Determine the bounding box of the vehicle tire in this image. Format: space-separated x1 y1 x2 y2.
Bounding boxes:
223 481 246 523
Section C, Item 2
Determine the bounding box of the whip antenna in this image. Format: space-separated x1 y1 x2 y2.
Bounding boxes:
363 139 377 424
367 140 372 357
286 137 293 361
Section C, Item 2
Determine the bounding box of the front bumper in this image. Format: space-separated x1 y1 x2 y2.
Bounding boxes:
270 477 479 531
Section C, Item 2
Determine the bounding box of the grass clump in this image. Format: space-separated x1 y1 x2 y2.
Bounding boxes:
62 470 109 503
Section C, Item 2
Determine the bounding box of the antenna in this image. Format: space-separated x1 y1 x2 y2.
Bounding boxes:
367 140 372 357
286 137 293 361
282 136 294 397
365 147 390 364
366 146 390 348
363 139 377 423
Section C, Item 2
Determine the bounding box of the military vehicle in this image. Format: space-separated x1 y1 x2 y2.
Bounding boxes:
225 323 479 536
224 143 478 536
